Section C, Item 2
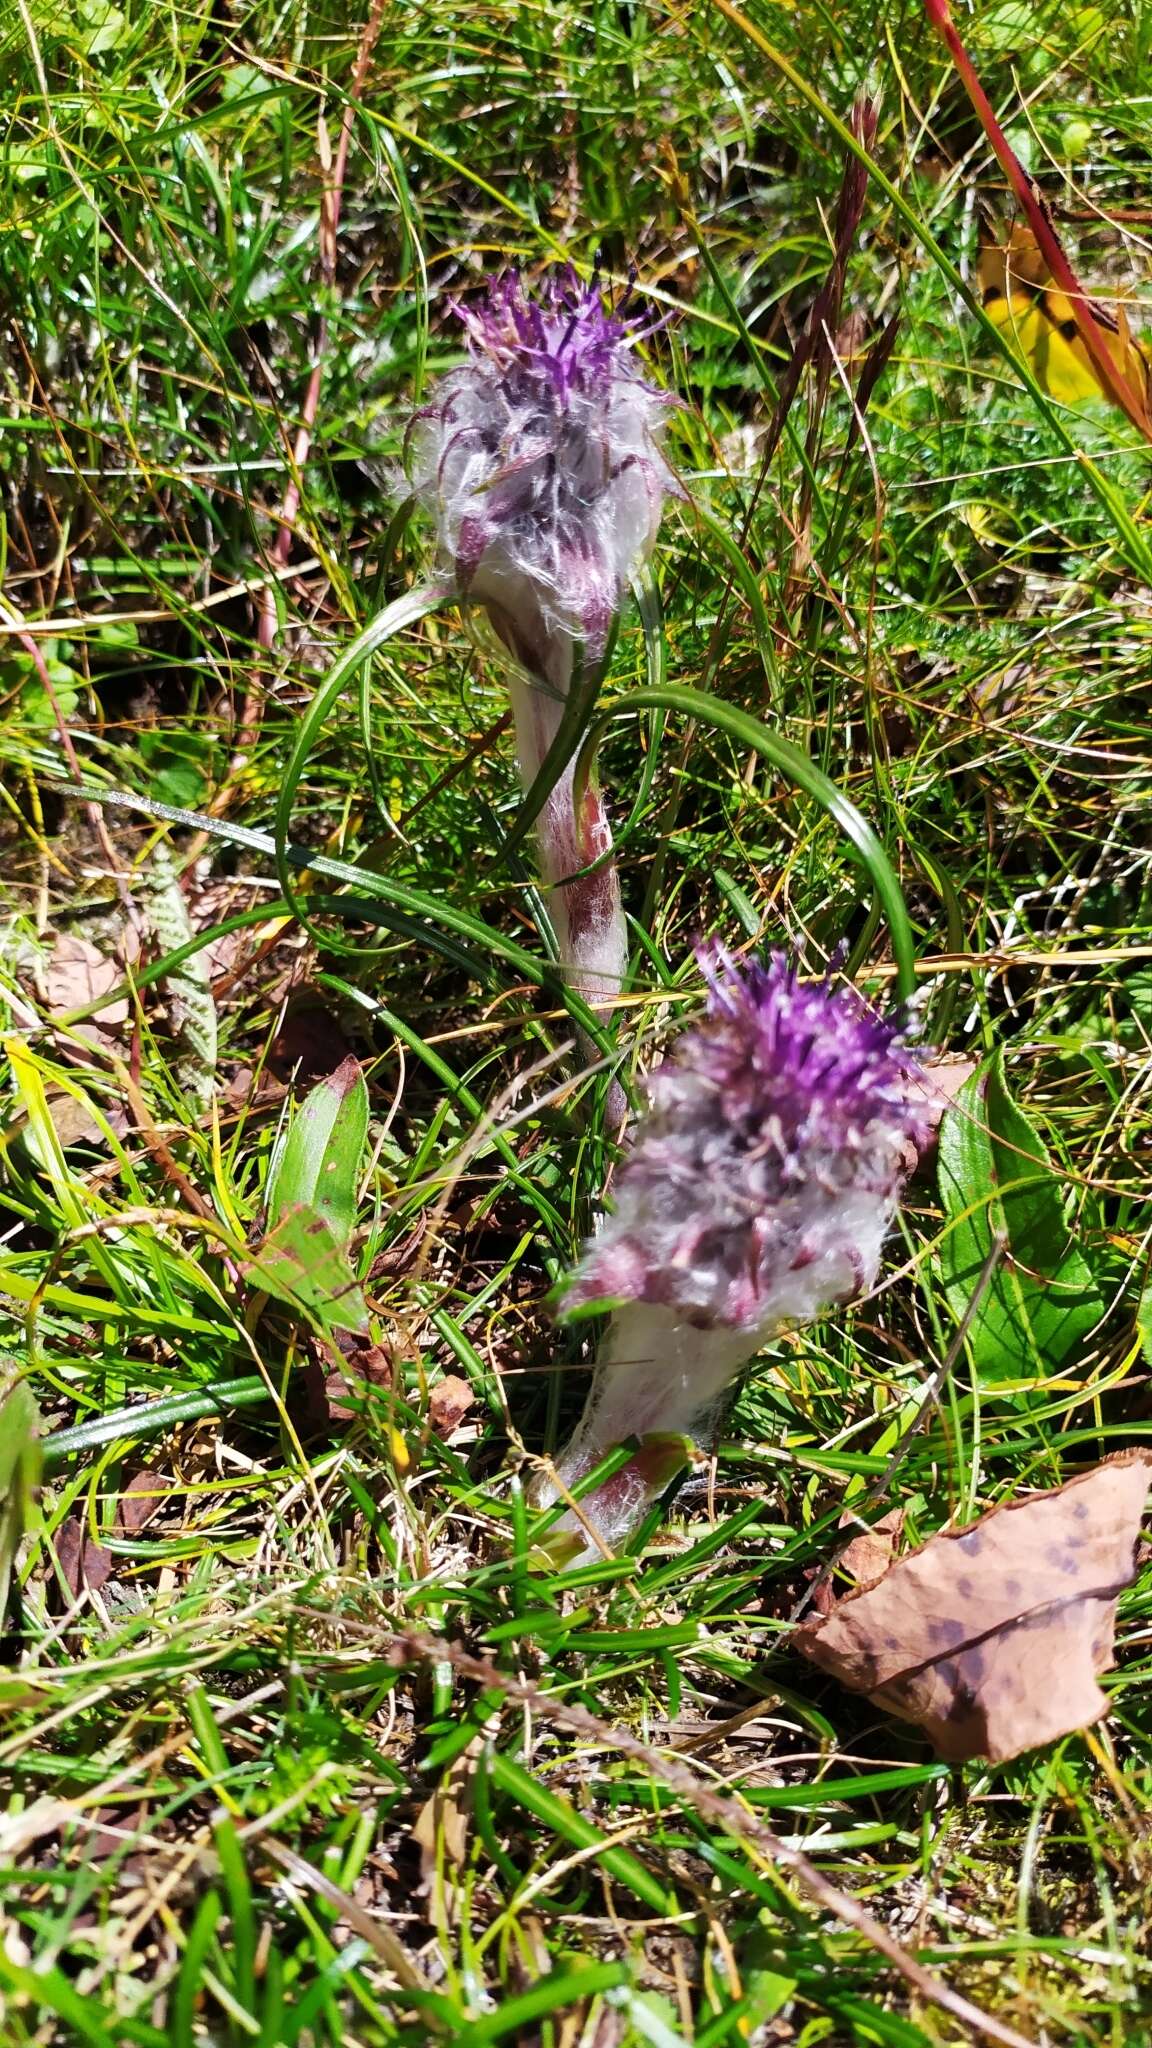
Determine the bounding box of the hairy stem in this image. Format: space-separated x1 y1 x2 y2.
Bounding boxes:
538 1304 755 1557
506 668 628 1016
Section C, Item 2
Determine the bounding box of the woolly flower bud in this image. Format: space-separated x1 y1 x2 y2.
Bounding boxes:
540 951 931 1556
409 268 677 688
565 948 931 1335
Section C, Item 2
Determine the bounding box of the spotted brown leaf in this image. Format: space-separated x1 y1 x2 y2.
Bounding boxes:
795 1453 1152 1763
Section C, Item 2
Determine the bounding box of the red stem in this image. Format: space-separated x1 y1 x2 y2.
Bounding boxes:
924 0 1152 441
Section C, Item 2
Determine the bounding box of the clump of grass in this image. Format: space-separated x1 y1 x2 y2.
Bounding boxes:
2 0 1152 2043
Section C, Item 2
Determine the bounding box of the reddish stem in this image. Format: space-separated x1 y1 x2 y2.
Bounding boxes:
925 0 1152 441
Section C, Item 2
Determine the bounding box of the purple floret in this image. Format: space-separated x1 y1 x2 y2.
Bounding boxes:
687 947 932 1185
454 269 655 402
563 948 931 1333
409 264 677 678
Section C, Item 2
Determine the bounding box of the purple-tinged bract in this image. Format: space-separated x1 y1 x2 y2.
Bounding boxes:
454 271 641 400
409 267 678 687
563 949 932 1336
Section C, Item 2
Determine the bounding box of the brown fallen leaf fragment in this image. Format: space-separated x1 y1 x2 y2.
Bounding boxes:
41 1086 129 1151
116 1468 170 1537
55 1517 114 1600
837 1506 905 1592
898 1054 978 1169
921 1051 978 1120
412 1729 488 1925
39 932 131 1030
795 1453 1152 1763
427 1375 475 1440
53 1467 171 1604
323 1335 396 1422
806 1508 904 1619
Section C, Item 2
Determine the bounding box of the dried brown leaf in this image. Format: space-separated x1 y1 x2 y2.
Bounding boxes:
795 1453 1152 1763
806 1508 905 1618
116 1469 169 1536
315 1334 396 1423
41 1088 128 1151
833 308 870 364
412 1741 479 1882
412 1732 487 1937
428 1375 475 1440
923 1052 979 1118
40 934 129 1028
55 1517 113 1599
53 1470 169 1605
837 1507 904 1591
368 1217 428 1283
899 1055 979 1167
268 995 352 1083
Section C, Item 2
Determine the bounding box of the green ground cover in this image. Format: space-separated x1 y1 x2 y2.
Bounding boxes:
2 0 1152 2040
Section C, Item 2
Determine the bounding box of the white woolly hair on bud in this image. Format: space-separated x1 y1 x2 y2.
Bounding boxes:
536 949 933 1559
409 268 677 680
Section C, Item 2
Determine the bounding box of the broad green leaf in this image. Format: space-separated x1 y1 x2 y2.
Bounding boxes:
93 619 140 649
76 0 130 52
246 1204 367 1334
0 1377 41 1624
266 1056 368 1252
744 1966 798 2026
137 732 211 810
977 0 1033 45
938 1051 1104 1377
18 658 80 727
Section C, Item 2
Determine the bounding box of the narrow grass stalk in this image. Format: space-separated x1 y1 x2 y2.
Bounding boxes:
273 584 446 911
574 682 920 1005
58 779 618 1070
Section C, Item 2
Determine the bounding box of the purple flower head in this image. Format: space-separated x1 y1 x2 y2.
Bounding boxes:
454 270 646 400
409 267 678 687
563 948 931 1337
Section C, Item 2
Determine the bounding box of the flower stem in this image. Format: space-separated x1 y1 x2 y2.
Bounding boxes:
538 1303 754 1557
506 670 629 1113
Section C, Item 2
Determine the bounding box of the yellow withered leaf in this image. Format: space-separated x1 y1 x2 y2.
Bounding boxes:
978 221 1152 421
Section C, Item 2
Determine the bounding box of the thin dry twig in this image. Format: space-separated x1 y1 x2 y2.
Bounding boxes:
260 1839 435 1998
